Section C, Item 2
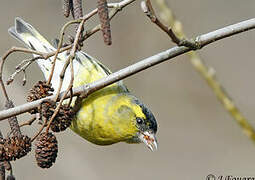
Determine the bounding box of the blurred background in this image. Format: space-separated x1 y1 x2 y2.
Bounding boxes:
1 0 255 179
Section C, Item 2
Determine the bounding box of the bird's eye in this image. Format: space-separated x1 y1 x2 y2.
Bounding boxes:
136 118 143 124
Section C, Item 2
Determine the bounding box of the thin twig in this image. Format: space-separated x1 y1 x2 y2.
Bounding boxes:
47 19 81 85
67 87 73 107
16 56 42 70
81 2 129 41
47 7 101 85
55 18 85 100
31 116 46 142
47 7 100 86
22 69 27 86
0 53 22 141
154 0 255 142
19 115 36 128
54 56 71 101
0 47 47 100
0 1 135 94
44 45 72 59
30 103 44 142
0 18 255 120
0 0 136 90
141 0 179 44
45 18 85 133
7 56 42 85
0 75 8 101
141 0 197 48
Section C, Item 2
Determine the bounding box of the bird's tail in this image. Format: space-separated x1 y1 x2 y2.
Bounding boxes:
8 17 61 79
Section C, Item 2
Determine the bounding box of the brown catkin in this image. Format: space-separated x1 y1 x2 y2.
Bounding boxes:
97 0 112 45
63 0 71 17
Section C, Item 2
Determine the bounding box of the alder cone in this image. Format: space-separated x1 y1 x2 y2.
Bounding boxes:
50 104 75 132
35 132 58 168
41 100 56 119
41 101 75 132
27 81 54 114
0 135 31 162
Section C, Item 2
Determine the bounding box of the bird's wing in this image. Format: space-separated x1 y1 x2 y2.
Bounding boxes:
74 51 129 93
8 17 129 93
8 17 65 84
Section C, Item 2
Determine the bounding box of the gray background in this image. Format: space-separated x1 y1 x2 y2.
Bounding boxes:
1 0 255 179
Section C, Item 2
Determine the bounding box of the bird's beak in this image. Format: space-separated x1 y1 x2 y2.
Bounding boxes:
139 131 158 151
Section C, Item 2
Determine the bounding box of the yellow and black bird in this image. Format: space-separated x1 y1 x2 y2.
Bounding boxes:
9 18 158 151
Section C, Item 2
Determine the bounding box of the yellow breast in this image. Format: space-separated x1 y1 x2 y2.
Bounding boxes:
70 85 139 145
70 55 139 145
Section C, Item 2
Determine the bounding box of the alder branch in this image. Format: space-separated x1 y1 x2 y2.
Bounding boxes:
0 0 137 172
7 56 42 85
0 0 135 102
0 18 255 120
19 115 36 128
0 1 137 149
154 0 255 142
0 0 137 150
141 0 197 48
0 47 47 101
45 18 86 133
47 19 81 85
49 0 132 85
1 0 135 90
141 0 180 44
4 100 22 137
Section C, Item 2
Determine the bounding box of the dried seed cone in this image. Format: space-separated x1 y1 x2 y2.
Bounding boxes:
41 101 75 132
0 136 31 162
35 132 58 168
50 104 75 132
27 81 54 102
41 100 56 120
27 81 54 114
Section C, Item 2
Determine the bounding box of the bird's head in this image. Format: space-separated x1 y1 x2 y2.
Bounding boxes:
105 91 158 150
116 95 158 151
131 98 158 151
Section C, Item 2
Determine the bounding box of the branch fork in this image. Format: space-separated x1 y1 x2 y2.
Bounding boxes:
141 0 199 49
